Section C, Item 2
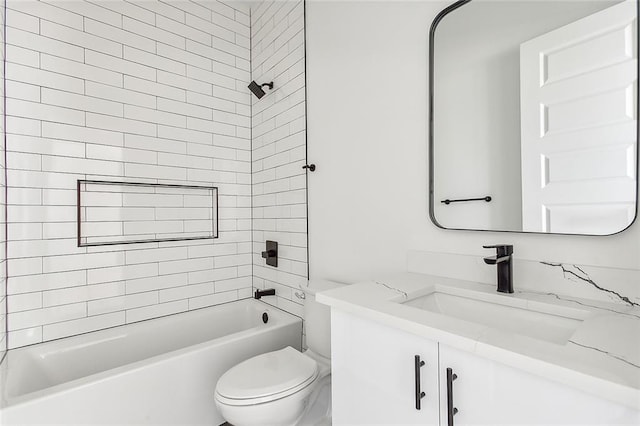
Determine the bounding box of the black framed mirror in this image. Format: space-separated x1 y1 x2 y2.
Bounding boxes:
429 0 639 235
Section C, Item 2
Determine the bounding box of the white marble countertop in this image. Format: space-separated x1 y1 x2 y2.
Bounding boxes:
316 272 640 410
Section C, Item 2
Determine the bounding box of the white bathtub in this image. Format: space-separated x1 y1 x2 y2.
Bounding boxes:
0 299 302 425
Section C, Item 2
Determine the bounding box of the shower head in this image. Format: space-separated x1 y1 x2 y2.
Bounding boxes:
248 81 274 99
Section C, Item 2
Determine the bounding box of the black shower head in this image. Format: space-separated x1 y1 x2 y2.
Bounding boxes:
248 81 274 99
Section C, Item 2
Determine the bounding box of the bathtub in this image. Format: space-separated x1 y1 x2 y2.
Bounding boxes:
0 299 302 425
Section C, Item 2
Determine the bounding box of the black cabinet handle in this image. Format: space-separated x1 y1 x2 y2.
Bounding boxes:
302 164 316 171
446 368 459 426
414 355 426 410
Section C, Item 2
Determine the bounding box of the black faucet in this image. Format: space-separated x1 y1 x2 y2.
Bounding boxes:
483 245 514 293
254 288 276 299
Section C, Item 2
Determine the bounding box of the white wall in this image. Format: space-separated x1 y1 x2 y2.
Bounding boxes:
5 0 253 348
306 0 640 284
251 0 307 318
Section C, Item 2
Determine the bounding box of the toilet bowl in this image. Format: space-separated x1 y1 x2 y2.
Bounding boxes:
214 280 344 426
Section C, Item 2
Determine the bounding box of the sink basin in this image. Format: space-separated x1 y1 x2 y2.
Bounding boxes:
400 289 590 344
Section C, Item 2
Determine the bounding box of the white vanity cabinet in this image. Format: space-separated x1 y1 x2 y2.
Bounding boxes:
331 309 440 425
439 344 639 426
331 309 640 426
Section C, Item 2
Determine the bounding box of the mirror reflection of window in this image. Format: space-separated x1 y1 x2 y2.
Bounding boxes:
431 0 638 235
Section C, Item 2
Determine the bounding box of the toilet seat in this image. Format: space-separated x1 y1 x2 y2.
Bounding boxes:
215 347 319 406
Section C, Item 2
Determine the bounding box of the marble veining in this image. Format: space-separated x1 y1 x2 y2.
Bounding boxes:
407 250 640 307
541 262 639 307
374 281 408 299
568 339 640 369
519 290 640 320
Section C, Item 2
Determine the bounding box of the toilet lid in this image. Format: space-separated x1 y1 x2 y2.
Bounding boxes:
216 346 318 400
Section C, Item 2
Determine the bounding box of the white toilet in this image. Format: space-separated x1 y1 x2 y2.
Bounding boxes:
214 280 344 426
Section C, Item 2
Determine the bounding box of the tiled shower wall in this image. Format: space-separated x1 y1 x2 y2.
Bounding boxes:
251 0 307 318
0 0 6 361
5 0 252 348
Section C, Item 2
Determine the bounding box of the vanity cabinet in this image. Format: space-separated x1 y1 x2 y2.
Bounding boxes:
331 309 640 426
438 345 639 425
331 309 439 425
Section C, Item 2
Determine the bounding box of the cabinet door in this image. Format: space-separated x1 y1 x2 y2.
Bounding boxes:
439 344 640 425
331 309 439 425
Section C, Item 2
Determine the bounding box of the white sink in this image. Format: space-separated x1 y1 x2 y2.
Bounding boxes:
400 289 591 344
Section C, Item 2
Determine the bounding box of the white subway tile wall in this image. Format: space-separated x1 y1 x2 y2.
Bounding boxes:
0 0 7 361
251 0 307 318
5 0 252 348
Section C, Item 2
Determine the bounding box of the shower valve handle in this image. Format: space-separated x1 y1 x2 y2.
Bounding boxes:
261 250 276 259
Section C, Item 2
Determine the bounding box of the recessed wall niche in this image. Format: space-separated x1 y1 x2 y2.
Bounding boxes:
77 180 219 247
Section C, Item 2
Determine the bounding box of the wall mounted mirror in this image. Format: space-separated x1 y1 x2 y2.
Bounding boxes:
429 0 638 235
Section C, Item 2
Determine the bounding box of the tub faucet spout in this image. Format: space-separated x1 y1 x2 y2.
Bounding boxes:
483 245 514 294
254 288 276 299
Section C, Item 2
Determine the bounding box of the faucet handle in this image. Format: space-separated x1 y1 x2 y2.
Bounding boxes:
483 244 513 256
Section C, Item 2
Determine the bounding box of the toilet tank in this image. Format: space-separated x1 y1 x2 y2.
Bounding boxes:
301 280 345 359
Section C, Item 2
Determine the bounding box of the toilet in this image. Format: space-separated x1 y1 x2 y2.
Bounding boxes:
214 280 344 426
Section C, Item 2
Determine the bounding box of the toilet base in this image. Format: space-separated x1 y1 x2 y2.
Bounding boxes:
298 375 331 425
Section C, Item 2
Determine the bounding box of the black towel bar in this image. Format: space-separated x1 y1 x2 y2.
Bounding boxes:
441 196 491 205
